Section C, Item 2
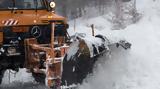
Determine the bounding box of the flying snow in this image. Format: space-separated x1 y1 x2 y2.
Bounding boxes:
69 0 160 89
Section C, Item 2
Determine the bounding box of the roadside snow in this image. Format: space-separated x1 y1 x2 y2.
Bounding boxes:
1 69 34 85
74 0 160 89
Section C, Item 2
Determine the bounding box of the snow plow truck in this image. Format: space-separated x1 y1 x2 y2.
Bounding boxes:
0 0 131 89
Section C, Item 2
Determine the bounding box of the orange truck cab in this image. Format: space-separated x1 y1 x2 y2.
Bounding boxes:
0 0 70 87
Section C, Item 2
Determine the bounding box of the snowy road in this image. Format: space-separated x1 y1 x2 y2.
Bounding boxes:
0 69 48 89
0 83 48 89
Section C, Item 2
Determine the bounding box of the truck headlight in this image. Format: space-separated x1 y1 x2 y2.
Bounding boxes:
50 2 56 8
7 47 16 54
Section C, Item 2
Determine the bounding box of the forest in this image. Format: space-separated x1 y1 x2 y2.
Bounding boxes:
55 0 114 19
55 0 138 29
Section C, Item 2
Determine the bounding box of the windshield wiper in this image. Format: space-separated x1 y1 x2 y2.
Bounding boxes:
8 7 18 13
35 0 38 12
8 7 18 10
10 0 17 13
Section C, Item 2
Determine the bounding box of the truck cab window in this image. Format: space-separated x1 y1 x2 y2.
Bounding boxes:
15 0 45 9
0 0 13 9
0 0 45 10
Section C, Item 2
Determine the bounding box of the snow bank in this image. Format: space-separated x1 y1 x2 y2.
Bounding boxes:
1 69 34 85
74 0 160 89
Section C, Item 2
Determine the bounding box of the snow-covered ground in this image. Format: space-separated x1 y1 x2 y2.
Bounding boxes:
2 69 34 85
68 0 160 89
2 0 160 89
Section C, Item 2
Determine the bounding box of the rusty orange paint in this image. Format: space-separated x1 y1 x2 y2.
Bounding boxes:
12 26 29 32
0 4 69 87
0 10 67 27
0 32 3 43
60 46 69 57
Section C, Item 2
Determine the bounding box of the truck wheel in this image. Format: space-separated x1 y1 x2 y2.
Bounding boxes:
32 72 45 84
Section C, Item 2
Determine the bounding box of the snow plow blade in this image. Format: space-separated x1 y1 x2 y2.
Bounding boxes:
61 34 131 87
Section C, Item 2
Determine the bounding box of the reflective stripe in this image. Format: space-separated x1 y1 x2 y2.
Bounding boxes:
4 20 10 26
2 19 18 26
13 20 18 25
9 20 14 26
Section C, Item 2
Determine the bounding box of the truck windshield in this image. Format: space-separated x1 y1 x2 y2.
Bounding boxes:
0 0 45 10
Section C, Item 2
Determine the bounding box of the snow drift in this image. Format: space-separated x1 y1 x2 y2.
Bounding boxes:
73 0 160 89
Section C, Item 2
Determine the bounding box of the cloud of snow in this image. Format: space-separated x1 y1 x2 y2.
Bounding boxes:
75 0 160 89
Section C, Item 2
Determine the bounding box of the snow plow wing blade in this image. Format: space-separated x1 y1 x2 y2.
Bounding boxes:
61 33 131 87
